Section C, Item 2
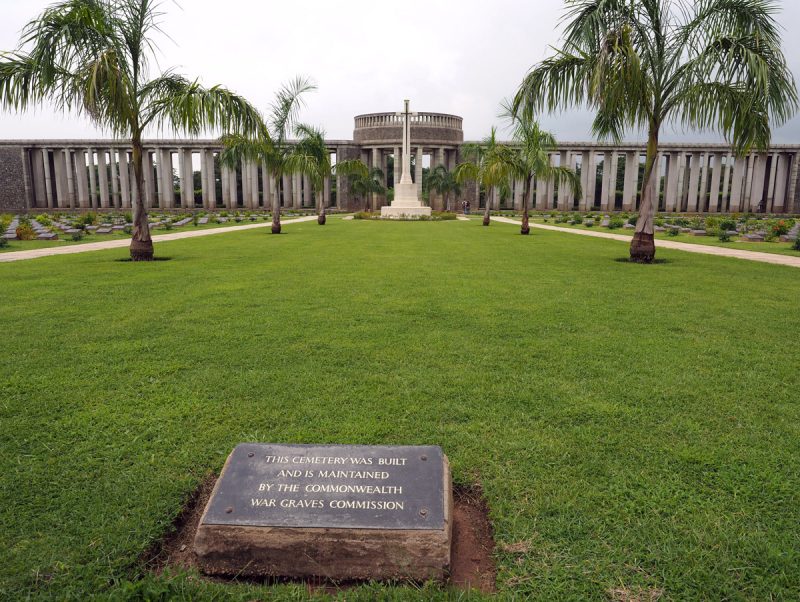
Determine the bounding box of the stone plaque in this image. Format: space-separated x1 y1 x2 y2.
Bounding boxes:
194 443 452 581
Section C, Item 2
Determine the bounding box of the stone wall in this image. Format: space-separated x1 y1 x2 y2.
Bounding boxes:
0 146 28 211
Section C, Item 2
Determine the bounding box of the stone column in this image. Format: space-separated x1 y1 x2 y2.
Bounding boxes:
180 149 193 209
766 153 779 213
292 172 301 208
74 150 89 208
109 150 120 208
241 160 252 208
261 165 271 210
436 147 445 170
251 162 260 209
787 153 800 213
555 151 569 210
696 153 709 212
415 147 423 201
119 151 131 209
721 155 733 212
96 150 109 208
686 153 701 212
52 150 66 208
393 146 401 188
64 149 76 209
229 164 238 209
663 153 680 212
773 154 789 213
580 151 594 210
303 174 311 208
742 154 754 209
40 149 53 208
207 152 217 209
200 150 210 208
143 152 156 208
749 153 768 212
221 164 230 207
282 173 292 208
729 155 747 212
324 176 331 207
31 149 46 207
707 154 722 213
160 149 174 209
87 149 98 208
600 151 614 211
622 152 638 211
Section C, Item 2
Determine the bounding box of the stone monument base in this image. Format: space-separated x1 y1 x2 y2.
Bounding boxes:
380 205 433 219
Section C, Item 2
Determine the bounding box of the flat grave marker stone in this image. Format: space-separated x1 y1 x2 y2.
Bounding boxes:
194 443 452 581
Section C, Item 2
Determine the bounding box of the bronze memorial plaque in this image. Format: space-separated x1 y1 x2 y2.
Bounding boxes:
194 443 452 581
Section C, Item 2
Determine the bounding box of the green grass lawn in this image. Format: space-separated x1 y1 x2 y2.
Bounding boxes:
528 217 800 257
2 219 799 600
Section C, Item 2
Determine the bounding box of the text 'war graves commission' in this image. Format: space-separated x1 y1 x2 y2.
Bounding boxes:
202 443 446 530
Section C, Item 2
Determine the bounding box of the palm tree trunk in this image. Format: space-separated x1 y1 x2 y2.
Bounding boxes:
271 171 282 234
317 188 326 225
129 137 154 261
483 186 492 226
631 125 659 262
521 176 532 235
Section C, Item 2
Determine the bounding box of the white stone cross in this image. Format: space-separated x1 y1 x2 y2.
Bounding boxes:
396 99 416 185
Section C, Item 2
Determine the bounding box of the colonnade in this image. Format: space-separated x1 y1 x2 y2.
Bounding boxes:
357 145 459 209
474 145 800 214
9 141 800 214
24 144 334 211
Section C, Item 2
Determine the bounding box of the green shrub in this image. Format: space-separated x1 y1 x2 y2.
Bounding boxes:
771 219 791 236
608 217 624 229
353 211 375 220
123 211 133 223
0 236 9 248
81 212 97 226
35 213 52 226
719 230 732 242
793 237 800 251
627 215 638 225
219 210 229 217
71 230 84 242
192 214 199 226
16 224 36 240
719 218 737 232
163 221 173 230
123 225 133 235
431 211 457 220
667 228 680 237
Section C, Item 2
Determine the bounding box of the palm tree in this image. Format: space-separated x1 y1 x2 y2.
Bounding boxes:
455 128 511 226
287 124 331 225
0 0 264 260
502 105 581 234
340 163 386 212
427 165 461 212
220 77 315 234
512 0 797 262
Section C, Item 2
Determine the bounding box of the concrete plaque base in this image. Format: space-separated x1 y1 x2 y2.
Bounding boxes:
194 444 452 581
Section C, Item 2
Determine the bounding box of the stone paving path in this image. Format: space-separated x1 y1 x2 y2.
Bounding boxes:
0 216 318 263
490 216 800 269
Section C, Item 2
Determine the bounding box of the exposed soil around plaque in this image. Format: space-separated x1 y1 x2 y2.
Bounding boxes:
142 474 496 594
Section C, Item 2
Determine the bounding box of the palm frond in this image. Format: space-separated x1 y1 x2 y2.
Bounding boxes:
142 75 266 138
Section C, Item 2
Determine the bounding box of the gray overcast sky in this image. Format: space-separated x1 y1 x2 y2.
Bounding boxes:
2 0 800 143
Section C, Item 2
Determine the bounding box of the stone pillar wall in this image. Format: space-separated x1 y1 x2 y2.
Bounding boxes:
415 147 423 201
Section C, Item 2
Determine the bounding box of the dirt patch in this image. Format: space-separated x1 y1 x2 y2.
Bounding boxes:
142 477 496 594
